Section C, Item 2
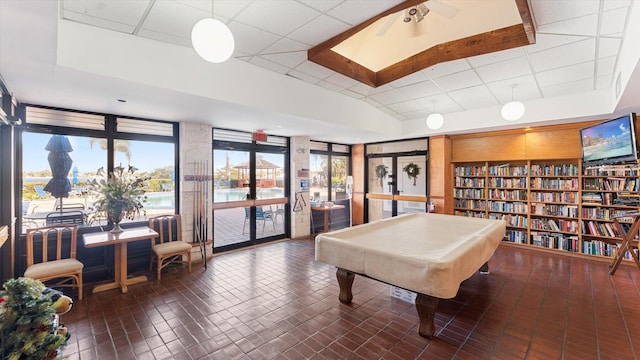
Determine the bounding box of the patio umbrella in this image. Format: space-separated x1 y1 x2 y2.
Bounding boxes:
43 135 73 212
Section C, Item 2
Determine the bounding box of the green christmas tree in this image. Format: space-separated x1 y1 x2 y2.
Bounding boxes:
0 277 68 360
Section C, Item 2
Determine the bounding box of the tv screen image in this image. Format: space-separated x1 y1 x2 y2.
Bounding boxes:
580 114 638 165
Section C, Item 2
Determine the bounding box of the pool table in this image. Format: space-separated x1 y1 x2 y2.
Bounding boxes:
315 212 507 338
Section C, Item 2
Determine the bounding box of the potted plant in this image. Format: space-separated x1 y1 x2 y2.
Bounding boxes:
86 165 148 233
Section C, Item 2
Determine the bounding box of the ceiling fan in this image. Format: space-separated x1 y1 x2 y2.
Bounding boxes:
376 0 459 37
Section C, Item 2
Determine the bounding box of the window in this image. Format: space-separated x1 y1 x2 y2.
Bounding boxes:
309 141 350 202
20 107 177 232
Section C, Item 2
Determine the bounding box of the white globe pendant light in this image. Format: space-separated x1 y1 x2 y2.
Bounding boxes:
501 84 525 121
425 100 444 130
191 2 234 63
426 113 444 129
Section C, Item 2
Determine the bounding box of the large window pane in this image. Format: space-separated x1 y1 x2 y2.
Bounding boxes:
310 154 328 202
332 156 348 200
114 139 175 220
213 149 250 202
22 133 107 231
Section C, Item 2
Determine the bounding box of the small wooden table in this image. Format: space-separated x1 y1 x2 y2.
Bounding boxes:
83 226 159 294
311 204 345 233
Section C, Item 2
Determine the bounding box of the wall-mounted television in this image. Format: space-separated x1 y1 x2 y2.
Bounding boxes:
580 113 638 165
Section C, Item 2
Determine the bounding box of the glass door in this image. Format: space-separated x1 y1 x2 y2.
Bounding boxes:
367 154 427 221
212 148 287 251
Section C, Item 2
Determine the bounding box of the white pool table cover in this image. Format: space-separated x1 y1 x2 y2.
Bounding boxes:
315 213 507 299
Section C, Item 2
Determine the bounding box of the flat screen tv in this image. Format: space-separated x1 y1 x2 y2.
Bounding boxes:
580 113 638 165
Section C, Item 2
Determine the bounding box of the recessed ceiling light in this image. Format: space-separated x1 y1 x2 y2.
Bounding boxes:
117 99 127 103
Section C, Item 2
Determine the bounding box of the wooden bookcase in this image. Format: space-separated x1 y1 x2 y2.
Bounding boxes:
452 160 640 261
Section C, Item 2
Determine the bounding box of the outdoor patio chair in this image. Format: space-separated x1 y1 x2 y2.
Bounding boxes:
46 211 85 226
243 207 275 234
24 224 84 300
148 214 192 280
271 204 285 224
34 185 48 198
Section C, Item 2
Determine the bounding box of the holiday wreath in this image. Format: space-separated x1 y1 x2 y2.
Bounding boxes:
403 162 421 186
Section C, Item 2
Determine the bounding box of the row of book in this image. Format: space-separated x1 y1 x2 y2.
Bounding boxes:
530 191 578 203
488 201 528 213
454 188 484 199
582 208 638 220
530 232 580 252
488 164 528 176
531 218 579 233
455 177 485 187
582 240 629 257
454 166 486 176
582 220 621 238
454 210 485 218
584 168 638 177
582 192 615 205
454 199 486 210
530 178 578 190
489 213 528 228
488 177 527 188
582 177 639 191
503 229 527 244
530 164 579 177
531 203 579 217
489 189 528 201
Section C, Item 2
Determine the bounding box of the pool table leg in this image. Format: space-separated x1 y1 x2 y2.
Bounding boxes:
415 293 439 339
336 268 354 304
480 261 490 274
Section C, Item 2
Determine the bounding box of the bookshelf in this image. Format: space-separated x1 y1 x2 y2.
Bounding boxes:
452 160 640 262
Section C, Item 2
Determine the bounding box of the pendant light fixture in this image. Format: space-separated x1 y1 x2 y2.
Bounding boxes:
191 0 235 63
426 100 444 130
501 84 525 121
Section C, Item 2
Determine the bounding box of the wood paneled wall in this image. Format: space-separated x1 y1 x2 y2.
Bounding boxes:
351 144 365 225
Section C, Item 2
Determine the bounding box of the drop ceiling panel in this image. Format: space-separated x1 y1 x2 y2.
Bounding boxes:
299 0 345 13
528 38 596 73
432 69 483 92
326 0 404 25
476 56 532 83
466 47 526 68
447 85 499 110
387 100 423 113
397 81 442 99
234 1 321 36
421 59 471 80
324 72 361 88
140 1 199 41
536 61 595 88
293 61 335 80
388 72 429 88
368 88 411 105
487 75 541 103
62 0 152 29
598 37 622 58
540 78 594 98
597 56 616 76
248 57 290 74
227 21 281 55
415 95 463 114
537 14 599 37
287 15 351 46
600 7 629 36
531 0 599 26
261 51 307 69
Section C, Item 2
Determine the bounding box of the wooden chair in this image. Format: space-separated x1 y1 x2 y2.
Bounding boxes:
24 225 84 300
148 214 192 280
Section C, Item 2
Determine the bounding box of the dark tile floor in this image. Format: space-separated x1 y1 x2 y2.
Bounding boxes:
60 240 640 360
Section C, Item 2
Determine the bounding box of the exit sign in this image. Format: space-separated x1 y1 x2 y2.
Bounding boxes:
252 131 267 142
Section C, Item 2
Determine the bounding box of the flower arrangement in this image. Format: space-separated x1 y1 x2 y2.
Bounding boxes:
403 162 421 186
375 164 389 187
86 165 148 233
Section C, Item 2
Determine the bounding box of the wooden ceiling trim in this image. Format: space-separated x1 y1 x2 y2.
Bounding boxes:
308 0 536 88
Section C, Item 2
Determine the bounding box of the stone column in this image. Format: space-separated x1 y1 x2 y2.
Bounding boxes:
290 136 311 239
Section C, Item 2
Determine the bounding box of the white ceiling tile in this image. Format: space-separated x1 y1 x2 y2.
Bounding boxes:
317 80 347 92
325 72 361 88
447 85 499 110
286 70 321 84
235 1 320 36
387 100 423 114
388 71 428 88
528 38 596 72
368 88 410 105
377 106 399 116
141 1 202 41
401 109 430 121
596 74 614 89
415 95 463 114
294 60 335 80
421 59 471 79
476 56 532 83
137 28 190 47
486 75 541 103
348 83 376 96
601 7 629 36
227 21 281 55
597 56 616 77
525 33 590 54
177 0 253 19
467 47 526 68
531 0 600 26
62 0 152 28
603 0 631 11
536 61 595 88
340 88 365 99
327 0 402 26
288 15 351 46
261 38 309 54
540 78 594 98
298 0 345 14
537 13 599 37
61 11 136 34
261 51 307 69
432 69 482 92
598 37 621 59
248 57 291 74
397 80 442 99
